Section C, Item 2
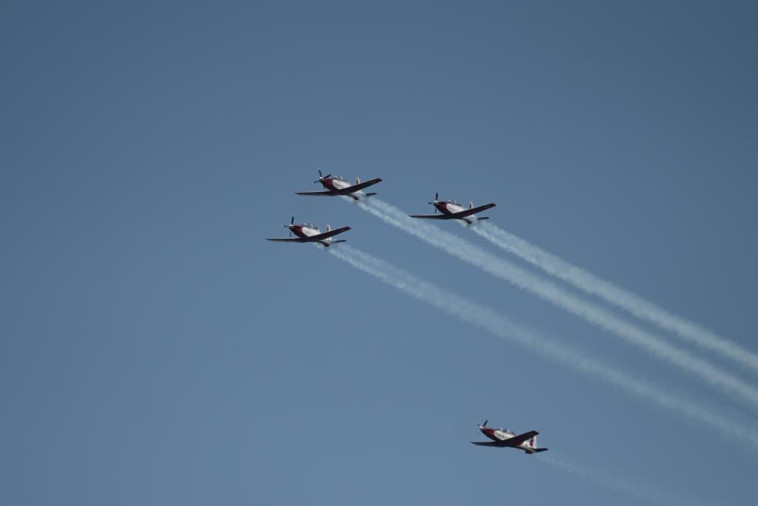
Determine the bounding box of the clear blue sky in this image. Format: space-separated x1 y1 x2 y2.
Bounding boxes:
2 1 757 505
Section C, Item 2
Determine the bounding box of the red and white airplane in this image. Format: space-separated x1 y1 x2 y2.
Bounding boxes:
471 420 548 454
409 193 496 224
266 216 351 247
296 170 383 201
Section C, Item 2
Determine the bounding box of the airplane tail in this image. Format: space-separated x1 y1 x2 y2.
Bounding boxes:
529 435 548 453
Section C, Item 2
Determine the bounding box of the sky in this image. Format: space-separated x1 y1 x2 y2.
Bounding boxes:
2 1 758 505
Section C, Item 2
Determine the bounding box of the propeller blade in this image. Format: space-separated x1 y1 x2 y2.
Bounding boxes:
314 169 332 183
481 419 488 427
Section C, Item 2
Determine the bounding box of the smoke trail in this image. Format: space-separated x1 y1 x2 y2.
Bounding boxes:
472 221 758 373
328 244 758 450
542 454 713 506
354 199 758 411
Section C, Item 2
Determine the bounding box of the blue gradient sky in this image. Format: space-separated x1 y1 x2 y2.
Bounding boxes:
2 1 757 505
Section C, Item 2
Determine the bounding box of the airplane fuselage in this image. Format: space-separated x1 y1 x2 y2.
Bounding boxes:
321 177 351 192
320 177 367 199
480 427 542 454
434 201 479 224
288 225 335 246
435 201 466 215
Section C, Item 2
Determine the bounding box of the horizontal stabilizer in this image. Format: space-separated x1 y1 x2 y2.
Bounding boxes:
324 239 347 246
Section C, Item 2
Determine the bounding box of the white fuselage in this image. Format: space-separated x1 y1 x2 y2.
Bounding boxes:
323 176 365 198
441 201 465 214
488 428 539 453
292 224 333 244
299 225 321 237
330 178 351 191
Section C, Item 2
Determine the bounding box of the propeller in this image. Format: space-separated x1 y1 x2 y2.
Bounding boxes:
426 192 439 213
313 169 332 184
479 419 488 428
282 216 295 236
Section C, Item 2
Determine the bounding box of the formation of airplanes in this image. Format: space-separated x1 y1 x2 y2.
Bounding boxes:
267 171 547 455
266 171 497 245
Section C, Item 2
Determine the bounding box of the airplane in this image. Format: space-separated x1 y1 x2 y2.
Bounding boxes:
296 170 383 201
471 420 548 454
266 216 351 247
409 193 496 224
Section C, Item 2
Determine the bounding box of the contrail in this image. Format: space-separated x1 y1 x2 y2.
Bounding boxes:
353 199 758 411
542 454 714 506
328 244 758 451
472 221 758 373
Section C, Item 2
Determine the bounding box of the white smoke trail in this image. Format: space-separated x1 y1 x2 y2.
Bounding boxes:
328 244 758 451
472 221 758 373
354 199 758 411
542 454 714 506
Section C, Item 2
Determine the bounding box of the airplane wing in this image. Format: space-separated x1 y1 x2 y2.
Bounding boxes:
500 430 539 448
471 430 539 448
295 190 340 197
408 214 451 220
266 237 307 243
449 202 496 219
337 178 382 193
309 226 351 241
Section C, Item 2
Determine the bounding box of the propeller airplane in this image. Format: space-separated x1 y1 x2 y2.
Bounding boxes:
471 420 548 454
409 192 495 224
296 170 383 201
266 216 351 248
